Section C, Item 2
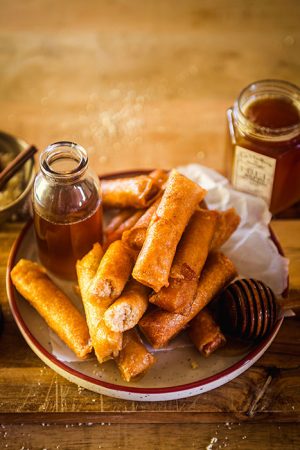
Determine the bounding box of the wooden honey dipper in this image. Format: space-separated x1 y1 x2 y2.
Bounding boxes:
218 278 300 340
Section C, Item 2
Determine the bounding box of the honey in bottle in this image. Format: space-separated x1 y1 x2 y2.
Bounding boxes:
33 141 103 280
226 80 300 214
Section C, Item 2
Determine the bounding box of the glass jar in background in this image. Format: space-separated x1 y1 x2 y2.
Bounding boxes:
226 79 300 214
33 141 103 280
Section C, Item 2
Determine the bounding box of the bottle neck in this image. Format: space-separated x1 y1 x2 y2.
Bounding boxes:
40 141 88 183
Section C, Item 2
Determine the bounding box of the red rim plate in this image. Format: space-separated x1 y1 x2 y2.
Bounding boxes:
6 170 287 397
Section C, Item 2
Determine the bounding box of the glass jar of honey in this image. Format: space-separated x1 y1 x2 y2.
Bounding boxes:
33 141 103 280
226 79 300 214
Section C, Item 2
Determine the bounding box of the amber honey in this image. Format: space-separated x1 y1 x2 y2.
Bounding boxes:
227 80 300 214
34 204 103 280
245 97 299 129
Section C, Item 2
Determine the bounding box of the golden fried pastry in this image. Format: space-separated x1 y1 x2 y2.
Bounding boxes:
104 280 149 332
116 329 155 382
210 208 240 250
132 170 207 292
105 209 135 235
76 243 123 363
189 308 226 356
105 209 144 249
11 259 92 359
139 252 237 348
89 240 137 308
102 174 160 209
150 209 218 313
122 195 162 251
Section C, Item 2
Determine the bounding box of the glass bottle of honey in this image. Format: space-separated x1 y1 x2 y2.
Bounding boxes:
226 79 300 214
33 141 103 280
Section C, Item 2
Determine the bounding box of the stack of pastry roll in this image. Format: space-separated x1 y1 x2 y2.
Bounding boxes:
132 170 207 291
76 243 123 363
149 209 219 313
102 169 238 358
11 168 241 382
139 252 237 348
76 242 155 380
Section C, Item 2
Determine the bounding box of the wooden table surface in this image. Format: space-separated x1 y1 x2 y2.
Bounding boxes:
0 1 300 449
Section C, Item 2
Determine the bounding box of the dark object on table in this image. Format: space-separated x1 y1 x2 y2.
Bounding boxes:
219 278 300 340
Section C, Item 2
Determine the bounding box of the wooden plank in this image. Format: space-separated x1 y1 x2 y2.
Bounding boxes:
0 411 299 425
0 354 299 415
0 423 299 450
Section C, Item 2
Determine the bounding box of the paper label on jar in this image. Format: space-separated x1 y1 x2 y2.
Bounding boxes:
232 146 276 205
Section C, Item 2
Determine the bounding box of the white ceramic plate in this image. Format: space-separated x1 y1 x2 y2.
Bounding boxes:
6 171 286 401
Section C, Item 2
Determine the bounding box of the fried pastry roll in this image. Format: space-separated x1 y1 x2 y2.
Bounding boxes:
189 308 226 356
210 208 240 251
105 209 144 249
102 174 161 209
11 259 92 359
132 170 207 292
105 209 135 235
116 329 155 382
104 280 149 332
151 279 199 316
170 210 218 279
122 195 162 251
76 243 122 363
88 240 137 308
150 210 218 313
148 169 169 188
139 252 237 348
